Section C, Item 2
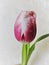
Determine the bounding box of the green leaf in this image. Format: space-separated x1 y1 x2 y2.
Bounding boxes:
35 34 49 44
27 33 49 64
27 44 35 63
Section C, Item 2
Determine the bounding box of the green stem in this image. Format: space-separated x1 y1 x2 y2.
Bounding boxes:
22 43 30 65
27 44 30 56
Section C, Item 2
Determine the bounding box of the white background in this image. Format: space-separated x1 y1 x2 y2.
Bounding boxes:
0 0 49 65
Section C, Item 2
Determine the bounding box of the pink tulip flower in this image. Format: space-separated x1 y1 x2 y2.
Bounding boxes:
14 11 37 43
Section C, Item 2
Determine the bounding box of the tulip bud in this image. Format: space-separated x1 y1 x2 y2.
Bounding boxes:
14 11 37 43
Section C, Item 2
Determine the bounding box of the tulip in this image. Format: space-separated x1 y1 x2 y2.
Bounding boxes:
14 11 37 43
14 11 49 65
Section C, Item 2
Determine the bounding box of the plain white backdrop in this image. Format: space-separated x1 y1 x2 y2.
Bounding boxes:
0 0 49 65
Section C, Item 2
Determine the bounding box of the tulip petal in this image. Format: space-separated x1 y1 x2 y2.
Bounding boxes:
14 11 36 43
